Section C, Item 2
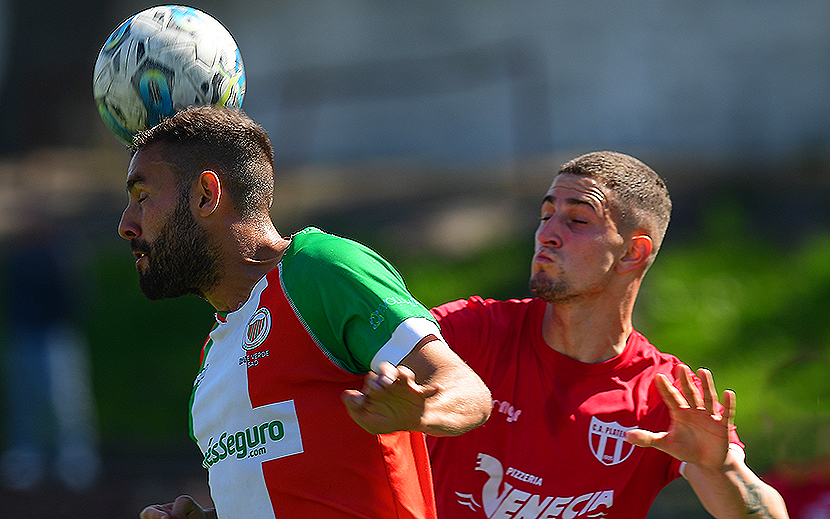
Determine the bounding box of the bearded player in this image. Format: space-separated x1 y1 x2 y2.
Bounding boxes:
119 106 491 519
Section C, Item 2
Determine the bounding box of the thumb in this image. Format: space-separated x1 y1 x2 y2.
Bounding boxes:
341 389 366 411
171 495 204 519
625 428 668 448
140 506 171 519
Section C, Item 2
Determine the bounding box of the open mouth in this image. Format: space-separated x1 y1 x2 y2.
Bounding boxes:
131 248 148 268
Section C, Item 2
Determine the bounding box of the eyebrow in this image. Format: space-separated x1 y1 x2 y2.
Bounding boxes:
542 194 598 211
125 173 146 193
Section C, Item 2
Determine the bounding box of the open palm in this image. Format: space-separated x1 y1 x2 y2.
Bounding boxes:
626 365 736 470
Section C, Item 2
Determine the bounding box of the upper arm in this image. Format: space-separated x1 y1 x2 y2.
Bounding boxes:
282 229 437 373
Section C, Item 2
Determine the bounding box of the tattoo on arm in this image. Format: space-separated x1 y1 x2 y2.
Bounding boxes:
736 472 773 518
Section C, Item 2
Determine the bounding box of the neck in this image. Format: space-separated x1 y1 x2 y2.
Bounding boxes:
540 293 635 364
205 219 290 313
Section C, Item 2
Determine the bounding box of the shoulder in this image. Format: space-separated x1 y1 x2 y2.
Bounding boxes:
431 296 539 319
430 296 543 346
286 227 369 260
628 330 682 362
621 330 687 381
283 227 395 276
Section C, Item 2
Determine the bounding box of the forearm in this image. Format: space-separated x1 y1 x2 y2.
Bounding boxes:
417 362 491 437
685 446 789 519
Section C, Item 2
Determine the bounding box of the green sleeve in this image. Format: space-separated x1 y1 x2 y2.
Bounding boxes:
280 228 436 374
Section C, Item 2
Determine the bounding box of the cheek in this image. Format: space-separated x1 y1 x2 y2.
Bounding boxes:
596 246 623 273
575 239 617 271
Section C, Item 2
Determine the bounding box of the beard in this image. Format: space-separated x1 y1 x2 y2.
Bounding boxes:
529 270 577 304
132 194 223 301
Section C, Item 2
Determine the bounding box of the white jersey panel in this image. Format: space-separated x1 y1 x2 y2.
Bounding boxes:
191 275 304 519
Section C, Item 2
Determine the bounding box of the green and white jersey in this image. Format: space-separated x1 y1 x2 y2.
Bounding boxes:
190 227 440 519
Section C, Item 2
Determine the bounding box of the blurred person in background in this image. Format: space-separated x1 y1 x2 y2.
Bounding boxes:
0 215 100 493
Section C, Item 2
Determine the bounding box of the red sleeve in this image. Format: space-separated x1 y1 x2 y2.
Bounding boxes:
429 297 486 358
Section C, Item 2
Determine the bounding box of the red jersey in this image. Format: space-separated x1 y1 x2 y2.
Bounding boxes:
428 296 742 519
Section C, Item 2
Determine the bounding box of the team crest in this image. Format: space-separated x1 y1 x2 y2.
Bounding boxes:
243 308 271 350
588 416 636 466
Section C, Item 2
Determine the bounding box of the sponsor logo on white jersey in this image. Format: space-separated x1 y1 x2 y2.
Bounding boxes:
588 416 637 466
458 453 614 518
201 399 303 469
243 307 271 350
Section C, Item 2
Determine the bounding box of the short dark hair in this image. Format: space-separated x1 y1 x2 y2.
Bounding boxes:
558 151 672 260
132 106 275 219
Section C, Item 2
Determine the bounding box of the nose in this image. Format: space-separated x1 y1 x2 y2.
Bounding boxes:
118 206 140 240
536 216 561 248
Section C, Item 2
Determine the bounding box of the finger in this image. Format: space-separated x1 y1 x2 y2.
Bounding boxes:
389 365 440 400
415 382 441 400
655 373 688 411
697 368 717 415
677 365 704 409
341 389 367 412
371 362 398 390
368 364 420 397
342 390 377 431
722 389 736 428
361 370 380 392
140 505 172 519
374 376 438 402
171 496 203 519
396 364 417 384
625 428 668 448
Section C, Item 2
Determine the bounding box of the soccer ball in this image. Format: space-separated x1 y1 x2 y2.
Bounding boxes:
93 5 246 146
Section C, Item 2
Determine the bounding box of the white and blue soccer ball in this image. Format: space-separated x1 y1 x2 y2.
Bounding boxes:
93 5 246 146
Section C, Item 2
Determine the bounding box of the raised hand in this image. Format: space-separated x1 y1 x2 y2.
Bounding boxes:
626 365 736 470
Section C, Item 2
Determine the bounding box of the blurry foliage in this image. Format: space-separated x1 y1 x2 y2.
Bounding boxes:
54 194 828 474
395 236 535 310
86 249 214 445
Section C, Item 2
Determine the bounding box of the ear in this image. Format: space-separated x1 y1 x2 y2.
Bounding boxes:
616 234 653 274
195 171 221 217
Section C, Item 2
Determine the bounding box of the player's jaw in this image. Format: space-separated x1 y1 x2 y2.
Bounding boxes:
529 249 588 304
133 195 223 301
530 252 567 302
